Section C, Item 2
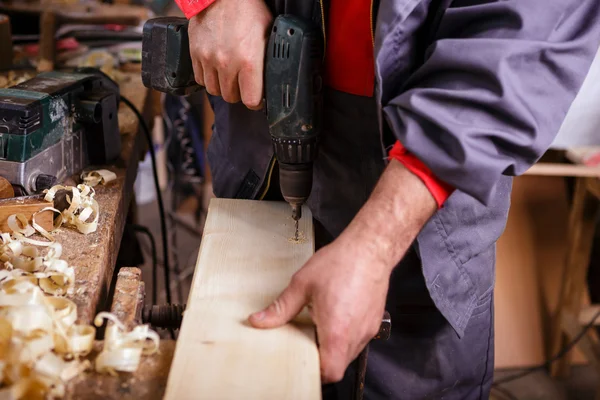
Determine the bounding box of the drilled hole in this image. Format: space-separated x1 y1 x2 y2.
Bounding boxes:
288 28 295 36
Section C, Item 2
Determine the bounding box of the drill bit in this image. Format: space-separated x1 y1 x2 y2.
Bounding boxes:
291 204 302 241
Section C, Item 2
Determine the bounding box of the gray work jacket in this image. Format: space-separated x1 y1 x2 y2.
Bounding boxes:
205 0 600 337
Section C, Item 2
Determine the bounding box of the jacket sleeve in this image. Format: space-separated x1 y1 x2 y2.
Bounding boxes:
175 0 217 19
379 0 600 204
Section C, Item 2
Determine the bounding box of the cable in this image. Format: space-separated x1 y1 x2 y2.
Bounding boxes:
130 224 158 305
120 96 172 306
493 309 600 387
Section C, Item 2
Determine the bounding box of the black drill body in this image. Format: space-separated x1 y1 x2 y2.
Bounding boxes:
265 16 323 222
142 15 324 223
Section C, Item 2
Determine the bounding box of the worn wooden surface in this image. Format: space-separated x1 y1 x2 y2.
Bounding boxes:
110 267 145 331
165 199 320 400
66 266 175 400
53 73 148 325
66 340 176 400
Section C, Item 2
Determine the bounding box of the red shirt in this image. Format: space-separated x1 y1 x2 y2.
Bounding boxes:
176 0 454 207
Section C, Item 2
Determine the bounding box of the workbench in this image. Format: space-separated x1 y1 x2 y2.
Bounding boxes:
0 71 177 399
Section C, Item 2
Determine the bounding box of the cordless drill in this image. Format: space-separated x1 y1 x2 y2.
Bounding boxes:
142 16 324 236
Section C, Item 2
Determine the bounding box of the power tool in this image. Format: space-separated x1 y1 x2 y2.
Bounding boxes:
142 15 324 238
0 69 121 195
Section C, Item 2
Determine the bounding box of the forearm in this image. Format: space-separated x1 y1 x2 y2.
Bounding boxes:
338 159 436 273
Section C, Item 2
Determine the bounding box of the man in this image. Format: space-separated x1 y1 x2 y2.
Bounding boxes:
175 0 600 398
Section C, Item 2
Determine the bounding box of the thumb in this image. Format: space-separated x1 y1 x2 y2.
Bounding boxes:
249 278 308 329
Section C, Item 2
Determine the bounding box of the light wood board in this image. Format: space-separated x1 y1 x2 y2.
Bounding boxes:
164 198 321 400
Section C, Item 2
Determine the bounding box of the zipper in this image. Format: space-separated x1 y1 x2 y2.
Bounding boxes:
257 155 277 200
319 0 327 56
370 0 375 47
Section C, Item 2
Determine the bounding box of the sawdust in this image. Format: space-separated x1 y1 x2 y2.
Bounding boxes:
288 231 306 244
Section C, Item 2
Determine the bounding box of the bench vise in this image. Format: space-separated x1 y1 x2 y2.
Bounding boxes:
0 69 121 195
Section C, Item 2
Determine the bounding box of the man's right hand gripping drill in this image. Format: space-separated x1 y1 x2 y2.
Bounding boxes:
188 0 272 109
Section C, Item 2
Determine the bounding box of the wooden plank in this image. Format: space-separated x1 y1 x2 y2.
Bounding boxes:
550 177 600 377
0 196 54 233
164 198 320 400
579 305 600 326
525 163 600 177
110 267 145 331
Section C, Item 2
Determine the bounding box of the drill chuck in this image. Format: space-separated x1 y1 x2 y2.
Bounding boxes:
278 162 312 219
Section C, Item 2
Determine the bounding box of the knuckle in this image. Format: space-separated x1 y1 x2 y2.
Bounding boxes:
239 54 255 72
214 51 229 70
270 297 285 316
198 48 211 62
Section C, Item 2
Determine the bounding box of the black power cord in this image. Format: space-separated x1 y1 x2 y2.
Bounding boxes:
130 224 158 305
492 309 600 393
120 96 173 306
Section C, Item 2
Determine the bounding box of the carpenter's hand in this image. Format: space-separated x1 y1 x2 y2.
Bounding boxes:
248 236 391 383
188 0 272 109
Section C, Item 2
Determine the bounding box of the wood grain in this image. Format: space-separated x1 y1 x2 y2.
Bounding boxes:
164 198 320 400
0 197 53 233
66 340 176 400
110 267 144 331
0 177 14 199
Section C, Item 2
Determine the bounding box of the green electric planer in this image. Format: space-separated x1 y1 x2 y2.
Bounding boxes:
0 68 121 195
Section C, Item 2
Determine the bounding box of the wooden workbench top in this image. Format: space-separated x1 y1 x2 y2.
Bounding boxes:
55 73 148 325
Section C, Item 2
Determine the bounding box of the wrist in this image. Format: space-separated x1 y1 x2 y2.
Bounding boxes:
338 159 436 271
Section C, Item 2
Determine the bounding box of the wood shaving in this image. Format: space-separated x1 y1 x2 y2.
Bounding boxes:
0 171 159 398
43 184 99 236
81 170 117 188
0 233 159 398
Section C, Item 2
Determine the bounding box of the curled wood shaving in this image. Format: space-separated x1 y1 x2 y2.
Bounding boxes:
93 313 159 375
42 183 99 235
6 216 34 238
81 170 117 188
0 232 159 398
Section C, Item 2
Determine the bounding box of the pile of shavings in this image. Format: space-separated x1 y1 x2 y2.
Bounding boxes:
0 171 158 399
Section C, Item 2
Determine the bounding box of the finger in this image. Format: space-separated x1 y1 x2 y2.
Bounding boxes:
249 277 308 328
318 325 350 384
238 59 264 110
203 67 221 96
192 60 205 87
218 70 241 104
